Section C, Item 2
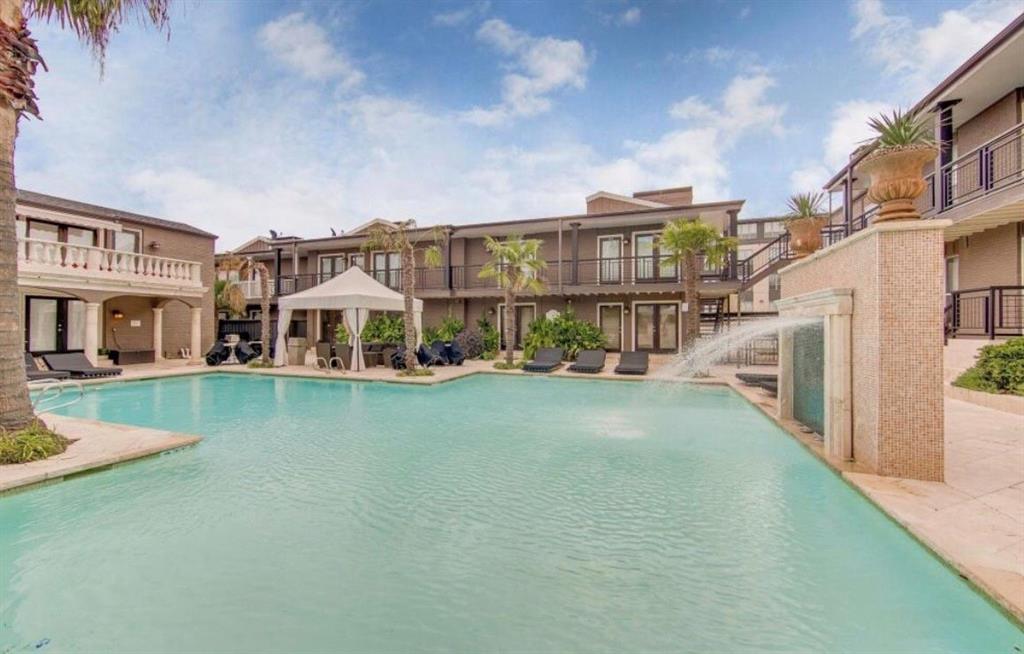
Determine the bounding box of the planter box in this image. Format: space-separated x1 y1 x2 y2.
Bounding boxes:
109 350 155 365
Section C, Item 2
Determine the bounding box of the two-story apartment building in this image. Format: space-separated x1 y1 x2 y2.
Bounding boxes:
218 186 745 353
16 190 216 365
820 13 1024 339
734 216 786 314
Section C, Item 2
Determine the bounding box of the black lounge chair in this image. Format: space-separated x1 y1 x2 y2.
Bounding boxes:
430 340 450 365
42 352 121 379
614 351 649 375
417 343 444 367
523 347 563 373
445 341 466 366
24 353 70 381
736 373 778 385
235 340 258 364
205 341 231 366
758 380 778 396
568 349 606 373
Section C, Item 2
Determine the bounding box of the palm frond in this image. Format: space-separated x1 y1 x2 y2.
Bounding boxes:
786 192 825 220
864 108 935 148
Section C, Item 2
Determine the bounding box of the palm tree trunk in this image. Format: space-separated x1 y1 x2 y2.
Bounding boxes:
259 267 270 365
402 246 417 370
0 0 36 431
684 253 700 345
504 288 515 366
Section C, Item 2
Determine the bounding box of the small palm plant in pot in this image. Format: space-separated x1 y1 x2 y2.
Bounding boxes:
858 109 937 221
784 192 827 258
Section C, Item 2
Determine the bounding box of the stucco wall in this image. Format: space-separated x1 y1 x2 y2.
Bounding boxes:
780 222 946 480
948 222 1021 289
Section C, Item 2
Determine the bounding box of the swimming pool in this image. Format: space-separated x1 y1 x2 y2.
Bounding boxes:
2 374 1020 652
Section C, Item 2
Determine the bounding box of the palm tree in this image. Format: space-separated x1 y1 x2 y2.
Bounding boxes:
657 218 737 345
214 279 246 318
362 221 444 370
478 236 546 366
0 0 171 431
238 258 271 366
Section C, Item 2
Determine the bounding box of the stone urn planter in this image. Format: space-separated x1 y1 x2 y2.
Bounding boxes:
858 144 938 222
786 216 827 258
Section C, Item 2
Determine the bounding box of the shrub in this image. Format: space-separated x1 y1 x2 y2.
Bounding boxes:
247 360 274 369
523 309 605 360
477 316 500 357
422 326 442 344
437 315 465 342
362 314 405 343
398 368 434 377
334 322 349 344
455 329 485 359
0 422 70 465
493 360 525 370
956 337 1024 396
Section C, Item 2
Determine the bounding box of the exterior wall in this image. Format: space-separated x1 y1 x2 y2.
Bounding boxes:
586 197 652 214
780 223 946 480
947 222 1022 289
955 90 1022 154
633 188 693 205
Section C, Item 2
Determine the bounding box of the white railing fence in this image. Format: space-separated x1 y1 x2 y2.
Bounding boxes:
18 237 202 286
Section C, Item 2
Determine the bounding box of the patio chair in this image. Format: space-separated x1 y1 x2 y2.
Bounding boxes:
736 373 778 385
314 342 344 372
235 340 259 364
523 347 563 373
445 341 466 366
24 352 70 381
204 341 231 366
613 351 649 375
417 343 444 367
42 352 122 379
430 340 450 365
568 349 606 374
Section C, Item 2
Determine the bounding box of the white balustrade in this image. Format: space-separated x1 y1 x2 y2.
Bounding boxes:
17 237 202 288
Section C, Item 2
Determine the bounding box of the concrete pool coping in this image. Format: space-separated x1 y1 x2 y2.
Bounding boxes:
9 360 1023 626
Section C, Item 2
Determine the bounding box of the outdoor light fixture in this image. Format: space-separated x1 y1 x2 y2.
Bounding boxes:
148 240 161 250
111 309 125 320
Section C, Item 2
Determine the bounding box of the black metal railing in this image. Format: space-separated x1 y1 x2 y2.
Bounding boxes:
947 286 1024 339
936 121 1024 213
738 233 791 285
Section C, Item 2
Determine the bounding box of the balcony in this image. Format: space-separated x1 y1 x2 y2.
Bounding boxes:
18 237 204 296
275 255 732 298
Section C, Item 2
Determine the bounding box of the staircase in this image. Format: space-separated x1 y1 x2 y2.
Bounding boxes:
699 298 725 336
737 233 794 290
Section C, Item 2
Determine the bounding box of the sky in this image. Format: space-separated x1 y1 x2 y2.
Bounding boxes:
14 0 1024 249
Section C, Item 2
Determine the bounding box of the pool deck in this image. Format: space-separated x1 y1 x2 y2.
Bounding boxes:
0 413 201 494
9 357 1023 622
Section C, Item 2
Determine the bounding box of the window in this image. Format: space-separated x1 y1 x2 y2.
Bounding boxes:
25 220 96 246
737 223 758 239
763 221 786 236
28 221 59 242
373 252 401 289
319 255 346 281
349 253 365 270
113 229 141 253
768 273 781 303
739 288 754 312
66 226 95 247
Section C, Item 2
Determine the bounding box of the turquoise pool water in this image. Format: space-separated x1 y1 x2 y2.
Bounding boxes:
2 374 1020 652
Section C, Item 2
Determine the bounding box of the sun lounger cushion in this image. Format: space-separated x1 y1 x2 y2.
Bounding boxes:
523 347 563 373
614 351 649 375
568 349 606 373
41 352 122 378
24 353 70 381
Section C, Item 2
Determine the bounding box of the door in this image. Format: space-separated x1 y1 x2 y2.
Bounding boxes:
598 304 622 351
598 236 622 283
634 234 677 282
25 297 87 354
634 303 678 352
373 252 401 289
319 255 346 283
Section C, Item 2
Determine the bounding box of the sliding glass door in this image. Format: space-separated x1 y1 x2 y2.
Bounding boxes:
634 303 678 352
25 297 87 354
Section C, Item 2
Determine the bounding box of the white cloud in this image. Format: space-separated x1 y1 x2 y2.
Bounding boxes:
433 1 490 27
258 12 364 89
822 99 890 169
738 6 751 19
670 74 786 139
461 19 589 126
617 7 642 26
788 162 831 194
850 0 1021 97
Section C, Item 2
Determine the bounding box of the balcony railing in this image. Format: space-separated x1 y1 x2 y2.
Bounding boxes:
946 286 1024 339
923 121 1024 216
738 233 791 285
18 237 203 288
275 255 728 297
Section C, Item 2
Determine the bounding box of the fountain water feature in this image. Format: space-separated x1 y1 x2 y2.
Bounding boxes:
655 315 822 379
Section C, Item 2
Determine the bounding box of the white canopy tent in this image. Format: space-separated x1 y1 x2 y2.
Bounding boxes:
274 266 423 370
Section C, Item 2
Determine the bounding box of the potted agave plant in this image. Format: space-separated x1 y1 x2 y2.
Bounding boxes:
858 109 937 221
785 192 827 258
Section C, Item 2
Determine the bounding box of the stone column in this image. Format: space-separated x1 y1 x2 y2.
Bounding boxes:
777 328 794 420
824 312 853 460
84 302 101 365
152 307 164 361
189 307 203 364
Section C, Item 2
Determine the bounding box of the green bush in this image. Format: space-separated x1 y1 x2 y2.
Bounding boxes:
956 337 1024 396
0 422 70 464
493 360 525 370
422 326 442 344
523 309 605 360
362 314 405 343
477 316 499 357
334 322 350 344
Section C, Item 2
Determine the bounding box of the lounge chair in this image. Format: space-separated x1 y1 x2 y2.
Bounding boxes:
235 340 259 364
614 351 649 375
42 352 122 379
758 380 778 396
417 343 444 367
24 353 70 381
568 349 606 373
523 347 563 373
445 341 466 366
430 340 450 365
314 342 343 371
736 373 778 385
205 341 231 366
